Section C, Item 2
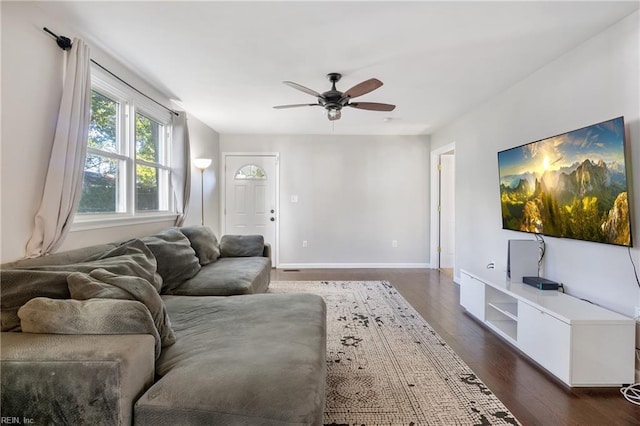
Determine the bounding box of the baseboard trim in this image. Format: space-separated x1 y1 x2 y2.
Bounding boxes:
277 263 432 269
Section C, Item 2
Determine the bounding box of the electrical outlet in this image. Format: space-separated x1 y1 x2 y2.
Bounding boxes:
302 240 308 248
487 261 496 269
392 240 398 248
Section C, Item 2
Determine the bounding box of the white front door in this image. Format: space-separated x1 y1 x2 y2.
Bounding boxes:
224 154 278 266
439 153 455 268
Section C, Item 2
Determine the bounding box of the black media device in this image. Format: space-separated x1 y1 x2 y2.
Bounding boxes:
523 276 560 290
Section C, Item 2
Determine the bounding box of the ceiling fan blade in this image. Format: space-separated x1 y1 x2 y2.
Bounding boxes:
283 81 322 98
348 102 396 112
273 103 319 109
344 78 383 99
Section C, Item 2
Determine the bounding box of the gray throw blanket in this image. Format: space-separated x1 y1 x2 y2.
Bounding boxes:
68 268 176 348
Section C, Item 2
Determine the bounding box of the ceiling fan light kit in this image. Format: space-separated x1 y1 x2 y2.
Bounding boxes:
274 73 396 121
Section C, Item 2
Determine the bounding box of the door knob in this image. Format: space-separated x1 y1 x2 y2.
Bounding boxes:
270 217 275 222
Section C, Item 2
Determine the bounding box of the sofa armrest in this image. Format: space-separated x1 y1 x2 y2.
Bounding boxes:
1 333 155 426
262 242 271 261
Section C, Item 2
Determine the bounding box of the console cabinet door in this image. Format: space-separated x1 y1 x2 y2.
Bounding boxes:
460 272 485 321
517 301 571 384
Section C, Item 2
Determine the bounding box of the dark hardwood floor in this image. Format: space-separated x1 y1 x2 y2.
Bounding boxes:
271 268 640 426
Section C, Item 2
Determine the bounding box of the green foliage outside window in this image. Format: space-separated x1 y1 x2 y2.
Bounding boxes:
87 91 117 152
78 90 166 214
78 91 119 213
135 113 160 211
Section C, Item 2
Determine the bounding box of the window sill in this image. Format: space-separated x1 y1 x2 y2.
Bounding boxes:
71 213 178 232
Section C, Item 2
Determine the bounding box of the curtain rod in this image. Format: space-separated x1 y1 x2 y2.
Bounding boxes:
43 27 179 117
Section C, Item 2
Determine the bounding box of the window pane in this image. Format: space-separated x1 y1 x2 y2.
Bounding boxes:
136 164 159 211
89 91 118 153
78 154 120 214
235 164 266 180
136 113 161 163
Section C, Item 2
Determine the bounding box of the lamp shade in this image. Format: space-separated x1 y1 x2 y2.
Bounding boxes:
193 158 212 170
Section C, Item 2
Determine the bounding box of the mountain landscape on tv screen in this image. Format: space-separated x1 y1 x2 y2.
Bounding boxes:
499 118 631 246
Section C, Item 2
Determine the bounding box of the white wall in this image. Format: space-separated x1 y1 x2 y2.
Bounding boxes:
184 116 220 235
220 134 430 267
431 11 640 316
0 2 220 261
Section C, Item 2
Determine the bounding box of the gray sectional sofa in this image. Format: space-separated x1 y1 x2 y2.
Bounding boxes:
0 226 327 425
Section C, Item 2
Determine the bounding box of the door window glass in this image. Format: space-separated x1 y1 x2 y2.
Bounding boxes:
235 164 266 180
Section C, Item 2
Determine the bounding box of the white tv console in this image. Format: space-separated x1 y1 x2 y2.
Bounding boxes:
459 268 635 387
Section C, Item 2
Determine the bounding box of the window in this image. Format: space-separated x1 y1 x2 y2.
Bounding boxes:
135 112 170 212
234 164 267 180
76 67 173 225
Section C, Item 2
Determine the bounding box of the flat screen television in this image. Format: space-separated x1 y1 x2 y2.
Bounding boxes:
498 116 632 247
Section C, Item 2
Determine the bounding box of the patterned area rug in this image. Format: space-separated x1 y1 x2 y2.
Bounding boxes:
269 281 520 426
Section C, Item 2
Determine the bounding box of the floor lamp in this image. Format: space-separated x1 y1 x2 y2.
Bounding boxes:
193 158 212 226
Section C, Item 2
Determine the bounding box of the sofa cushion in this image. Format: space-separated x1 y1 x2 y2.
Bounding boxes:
68 269 175 348
17 297 162 358
142 229 200 291
1 270 71 333
179 225 220 265
134 293 326 426
219 234 264 257
0 239 159 332
165 257 271 296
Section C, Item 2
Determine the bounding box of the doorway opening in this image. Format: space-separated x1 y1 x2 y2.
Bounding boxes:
430 143 455 278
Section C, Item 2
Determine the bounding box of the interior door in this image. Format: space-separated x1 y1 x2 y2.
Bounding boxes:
439 153 455 269
224 155 277 266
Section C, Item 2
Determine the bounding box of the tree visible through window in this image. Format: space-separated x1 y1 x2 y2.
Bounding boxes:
135 112 165 211
76 69 172 220
78 90 121 213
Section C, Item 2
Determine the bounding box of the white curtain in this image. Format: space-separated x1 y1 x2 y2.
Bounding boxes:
172 111 191 227
26 38 91 257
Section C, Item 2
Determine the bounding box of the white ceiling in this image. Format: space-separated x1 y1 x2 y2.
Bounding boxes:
35 1 639 136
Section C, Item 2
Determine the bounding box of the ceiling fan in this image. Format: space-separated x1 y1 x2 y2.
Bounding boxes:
273 73 396 121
